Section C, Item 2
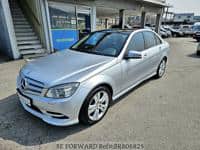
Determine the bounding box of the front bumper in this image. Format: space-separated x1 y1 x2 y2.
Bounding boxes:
17 89 80 126
17 79 91 126
193 34 200 39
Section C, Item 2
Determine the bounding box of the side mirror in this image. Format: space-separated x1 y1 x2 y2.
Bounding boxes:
124 50 142 59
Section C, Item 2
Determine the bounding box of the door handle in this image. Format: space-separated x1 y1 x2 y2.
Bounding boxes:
144 53 148 57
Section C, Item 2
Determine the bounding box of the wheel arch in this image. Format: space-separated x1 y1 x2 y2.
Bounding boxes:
163 56 168 62
78 81 113 124
78 75 116 121
81 74 116 98
92 83 113 97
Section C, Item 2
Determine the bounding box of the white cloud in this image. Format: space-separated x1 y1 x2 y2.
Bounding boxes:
167 0 200 15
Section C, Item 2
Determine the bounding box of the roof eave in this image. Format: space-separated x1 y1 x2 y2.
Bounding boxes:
142 0 167 7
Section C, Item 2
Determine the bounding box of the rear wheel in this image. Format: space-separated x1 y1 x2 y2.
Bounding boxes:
197 51 200 56
155 59 167 78
173 33 177 37
79 86 111 125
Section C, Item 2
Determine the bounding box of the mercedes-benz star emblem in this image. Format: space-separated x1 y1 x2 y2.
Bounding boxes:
21 78 27 90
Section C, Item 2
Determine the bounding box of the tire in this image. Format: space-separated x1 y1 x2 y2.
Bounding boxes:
197 51 200 56
173 33 177 37
155 59 167 79
79 86 111 125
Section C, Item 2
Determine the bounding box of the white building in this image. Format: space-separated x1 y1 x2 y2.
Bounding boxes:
173 13 194 23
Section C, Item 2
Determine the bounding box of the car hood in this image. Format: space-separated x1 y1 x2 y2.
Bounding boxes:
22 50 114 87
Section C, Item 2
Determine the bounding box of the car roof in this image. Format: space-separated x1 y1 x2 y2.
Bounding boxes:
95 28 146 35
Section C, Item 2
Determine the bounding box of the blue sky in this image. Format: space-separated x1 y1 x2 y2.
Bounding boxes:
167 0 200 15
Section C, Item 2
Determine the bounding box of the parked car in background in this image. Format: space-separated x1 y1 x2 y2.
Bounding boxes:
17 29 170 126
193 32 200 42
192 23 200 41
160 30 168 38
133 25 143 30
164 26 184 37
180 25 193 37
110 24 132 29
161 27 172 38
144 26 153 30
197 43 200 56
172 25 180 30
144 25 170 38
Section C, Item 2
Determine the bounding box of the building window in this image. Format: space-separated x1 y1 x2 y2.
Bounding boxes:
48 2 92 50
49 4 76 29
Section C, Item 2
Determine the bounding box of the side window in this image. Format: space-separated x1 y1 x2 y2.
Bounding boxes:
154 34 162 45
127 33 145 52
143 31 157 49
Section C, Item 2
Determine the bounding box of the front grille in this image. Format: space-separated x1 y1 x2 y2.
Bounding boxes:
20 75 45 96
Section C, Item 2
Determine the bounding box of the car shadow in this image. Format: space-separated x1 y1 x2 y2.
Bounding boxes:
188 53 200 58
0 94 89 146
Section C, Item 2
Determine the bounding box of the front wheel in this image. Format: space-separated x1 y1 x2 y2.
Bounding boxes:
79 86 111 125
155 59 167 79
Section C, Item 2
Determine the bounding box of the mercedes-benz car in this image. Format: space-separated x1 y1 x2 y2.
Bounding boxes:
17 29 170 126
192 23 200 42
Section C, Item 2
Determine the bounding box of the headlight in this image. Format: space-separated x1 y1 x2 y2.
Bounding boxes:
46 83 80 99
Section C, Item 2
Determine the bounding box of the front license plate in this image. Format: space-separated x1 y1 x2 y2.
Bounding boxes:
18 93 31 107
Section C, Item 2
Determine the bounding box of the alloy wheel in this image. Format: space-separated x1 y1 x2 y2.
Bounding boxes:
159 60 166 77
88 90 109 121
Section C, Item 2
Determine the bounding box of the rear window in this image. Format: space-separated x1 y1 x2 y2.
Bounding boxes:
154 34 162 45
127 32 145 52
143 31 157 49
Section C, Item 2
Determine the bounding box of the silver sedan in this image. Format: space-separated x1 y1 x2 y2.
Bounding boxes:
17 29 170 126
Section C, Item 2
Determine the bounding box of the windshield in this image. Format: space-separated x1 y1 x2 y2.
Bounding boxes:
71 32 129 57
192 25 200 31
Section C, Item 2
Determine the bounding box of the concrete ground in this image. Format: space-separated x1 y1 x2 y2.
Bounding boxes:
0 38 200 150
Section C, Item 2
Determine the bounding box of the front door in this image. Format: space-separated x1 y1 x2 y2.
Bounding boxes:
121 32 150 90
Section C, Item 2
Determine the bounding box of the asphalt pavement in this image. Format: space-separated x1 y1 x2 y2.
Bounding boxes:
0 38 200 150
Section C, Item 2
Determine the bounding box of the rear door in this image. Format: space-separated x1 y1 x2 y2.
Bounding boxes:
142 31 161 74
